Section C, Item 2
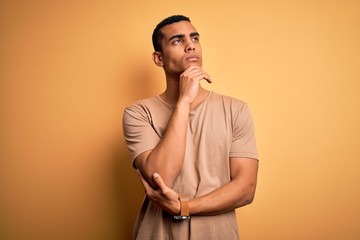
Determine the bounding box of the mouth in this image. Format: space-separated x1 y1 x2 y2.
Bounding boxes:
185 55 200 62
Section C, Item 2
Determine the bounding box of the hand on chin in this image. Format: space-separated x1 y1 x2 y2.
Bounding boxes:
184 61 202 70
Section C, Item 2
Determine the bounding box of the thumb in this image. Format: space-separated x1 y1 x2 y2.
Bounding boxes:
153 173 166 191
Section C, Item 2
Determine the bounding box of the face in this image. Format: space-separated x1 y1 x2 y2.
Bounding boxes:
154 21 203 76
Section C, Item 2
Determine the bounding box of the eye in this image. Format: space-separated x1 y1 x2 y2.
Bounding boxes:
173 39 183 45
192 36 199 42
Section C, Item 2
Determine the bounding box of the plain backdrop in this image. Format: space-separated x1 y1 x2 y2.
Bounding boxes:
1 0 359 239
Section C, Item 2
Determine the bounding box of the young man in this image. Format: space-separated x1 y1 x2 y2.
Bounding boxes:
123 15 259 240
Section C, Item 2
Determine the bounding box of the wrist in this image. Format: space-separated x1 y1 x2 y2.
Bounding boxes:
176 100 191 110
174 196 190 220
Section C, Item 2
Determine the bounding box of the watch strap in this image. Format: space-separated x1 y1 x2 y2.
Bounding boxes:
174 196 190 220
180 198 190 216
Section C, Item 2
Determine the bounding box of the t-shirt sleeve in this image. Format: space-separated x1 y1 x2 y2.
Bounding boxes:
229 103 259 160
122 103 161 165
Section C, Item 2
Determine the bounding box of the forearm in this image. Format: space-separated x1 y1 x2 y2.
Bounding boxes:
188 178 256 216
137 158 258 217
189 158 259 215
138 102 190 188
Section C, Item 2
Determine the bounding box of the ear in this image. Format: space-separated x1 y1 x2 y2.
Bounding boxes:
152 51 164 67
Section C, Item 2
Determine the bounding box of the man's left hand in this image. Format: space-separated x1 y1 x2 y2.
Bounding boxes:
137 170 181 215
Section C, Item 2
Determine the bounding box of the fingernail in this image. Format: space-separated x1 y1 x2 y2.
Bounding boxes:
153 173 159 179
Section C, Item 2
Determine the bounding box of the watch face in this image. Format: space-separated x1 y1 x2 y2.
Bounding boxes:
174 216 190 220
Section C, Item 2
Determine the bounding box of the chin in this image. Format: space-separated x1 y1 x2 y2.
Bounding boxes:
186 62 202 68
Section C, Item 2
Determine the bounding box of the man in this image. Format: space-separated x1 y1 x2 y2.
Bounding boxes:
122 15 259 240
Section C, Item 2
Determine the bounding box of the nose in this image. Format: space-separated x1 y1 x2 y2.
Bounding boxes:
186 46 195 52
185 40 195 52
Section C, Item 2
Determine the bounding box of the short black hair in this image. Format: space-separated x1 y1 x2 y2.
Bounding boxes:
152 15 191 52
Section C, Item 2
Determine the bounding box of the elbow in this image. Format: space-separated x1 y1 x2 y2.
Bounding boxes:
139 169 176 189
237 194 255 208
245 184 257 205
140 154 178 188
243 193 255 206
237 185 257 207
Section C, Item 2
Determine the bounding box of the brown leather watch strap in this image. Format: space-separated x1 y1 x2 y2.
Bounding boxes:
180 199 190 216
174 196 190 220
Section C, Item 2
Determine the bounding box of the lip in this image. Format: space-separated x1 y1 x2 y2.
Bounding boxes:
185 55 199 61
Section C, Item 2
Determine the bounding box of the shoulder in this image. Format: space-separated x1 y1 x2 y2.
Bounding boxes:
123 96 160 120
124 96 159 112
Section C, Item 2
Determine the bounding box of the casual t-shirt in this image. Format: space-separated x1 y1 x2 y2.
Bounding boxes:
123 91 259 240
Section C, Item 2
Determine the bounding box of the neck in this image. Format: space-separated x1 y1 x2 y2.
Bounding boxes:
160 74 209 110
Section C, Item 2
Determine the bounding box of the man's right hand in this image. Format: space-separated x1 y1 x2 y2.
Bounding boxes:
134 66 212 188
178 65 212 106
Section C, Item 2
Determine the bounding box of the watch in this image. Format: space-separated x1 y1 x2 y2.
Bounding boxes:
174 196 190 220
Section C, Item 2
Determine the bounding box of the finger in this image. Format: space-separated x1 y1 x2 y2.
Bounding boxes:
183 66 205 77
152 173 167 192
183 68 212 84
197 70 211 83
201 74 212 83
182 65 205 76
195 73 212 84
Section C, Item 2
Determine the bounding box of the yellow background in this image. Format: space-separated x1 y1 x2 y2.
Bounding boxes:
1 0 359 239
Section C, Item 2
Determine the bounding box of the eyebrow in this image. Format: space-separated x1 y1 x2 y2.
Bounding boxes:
168 32 200 41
